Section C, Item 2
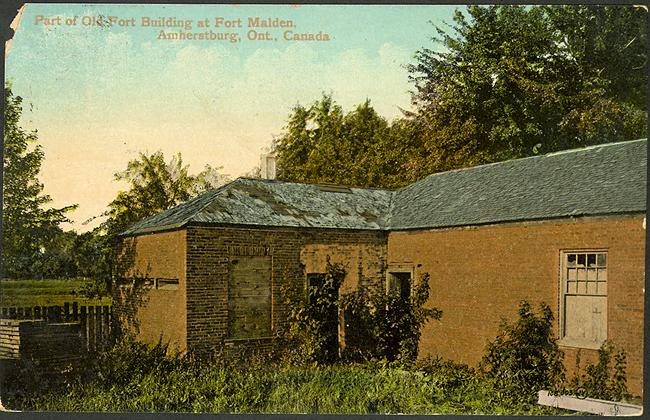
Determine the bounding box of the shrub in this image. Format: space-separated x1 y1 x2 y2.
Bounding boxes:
414 355 477 392
340 272 442 363
479 300 565 402
564 341 628 401
280 259 345 365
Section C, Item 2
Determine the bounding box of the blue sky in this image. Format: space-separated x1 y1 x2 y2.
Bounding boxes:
6 3 461 231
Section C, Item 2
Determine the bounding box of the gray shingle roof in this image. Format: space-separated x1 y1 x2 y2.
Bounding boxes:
121 139 647 236
120 178 393 235
390 139 647 229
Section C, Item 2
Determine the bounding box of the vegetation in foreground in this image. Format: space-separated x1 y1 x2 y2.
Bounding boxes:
0 278 111 307
3 295 631 414
5 340 566 415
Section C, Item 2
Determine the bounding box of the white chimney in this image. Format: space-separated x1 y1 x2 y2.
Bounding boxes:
260 153 276 180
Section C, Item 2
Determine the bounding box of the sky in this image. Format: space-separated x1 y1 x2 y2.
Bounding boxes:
5 3 461 232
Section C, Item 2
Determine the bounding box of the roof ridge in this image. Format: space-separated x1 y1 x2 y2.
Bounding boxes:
185 178 244 224
234 176 395 192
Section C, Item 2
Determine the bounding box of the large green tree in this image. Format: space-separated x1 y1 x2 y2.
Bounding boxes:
407 5 647 177
2 87 76 279
79 151 228 294
274 6 647 188
274 95 417 188
102 150 228 238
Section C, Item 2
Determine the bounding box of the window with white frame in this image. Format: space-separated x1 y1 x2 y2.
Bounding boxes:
560 251 607 348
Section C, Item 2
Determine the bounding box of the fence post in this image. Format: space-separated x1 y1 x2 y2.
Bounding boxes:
64 302 70 322
72 302 79 322
102 305 110 349
88 306 95 353
1 307 7 318
80 305 88 351
17 307 24 319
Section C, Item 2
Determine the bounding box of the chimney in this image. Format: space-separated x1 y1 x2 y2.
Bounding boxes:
260 153 276 180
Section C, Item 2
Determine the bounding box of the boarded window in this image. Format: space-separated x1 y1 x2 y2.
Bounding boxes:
560 251 607 348
228 256 272 339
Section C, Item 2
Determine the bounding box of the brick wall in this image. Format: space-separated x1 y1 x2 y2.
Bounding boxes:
388 214 645 396
185 225 387 355
114 229 187 352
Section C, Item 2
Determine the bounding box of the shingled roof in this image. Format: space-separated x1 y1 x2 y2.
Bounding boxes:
390 138 647 230
122 139 647 236
120 178 393 235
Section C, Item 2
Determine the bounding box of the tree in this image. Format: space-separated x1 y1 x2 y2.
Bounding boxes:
407 5 647 175
102 151 228 238
273 95 415 188
80 151 228 293
2 86 76 278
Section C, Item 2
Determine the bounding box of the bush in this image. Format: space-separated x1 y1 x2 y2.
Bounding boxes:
563 341 628 401
479 300 565 402
340 272 442 364
280 259 345 365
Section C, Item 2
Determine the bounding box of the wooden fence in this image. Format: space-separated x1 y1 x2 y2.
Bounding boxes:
0 303 113 353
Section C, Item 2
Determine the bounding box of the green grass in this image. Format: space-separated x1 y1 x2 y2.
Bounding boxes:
5 340 571 414
12 364 571 414
0 278 111 307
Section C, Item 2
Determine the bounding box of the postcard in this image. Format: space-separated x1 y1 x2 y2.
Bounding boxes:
0 2 646 415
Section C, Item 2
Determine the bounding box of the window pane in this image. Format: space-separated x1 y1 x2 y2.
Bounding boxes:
587 254 597 267
564 295 607 343
577 281 587 294
577 268 586 281
567 254 577 267
597 268 607 281
577 254 586 267
597 281 607 295
597 254 607 267
567 281 577 294
568 269 577 280
587 268 597 281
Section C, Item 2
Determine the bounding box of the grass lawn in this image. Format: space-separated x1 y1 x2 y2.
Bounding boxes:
0 278 111 307
9 362 570 415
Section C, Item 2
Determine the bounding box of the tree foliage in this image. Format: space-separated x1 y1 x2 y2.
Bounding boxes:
2 86 77 278
340 272 442 364
407 5 647 176
273 96 409 188
280 260 346 365
273 6 647 188
102 151 228 238
74 151 228 292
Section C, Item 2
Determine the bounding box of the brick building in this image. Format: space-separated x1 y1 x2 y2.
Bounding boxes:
116 139 646 395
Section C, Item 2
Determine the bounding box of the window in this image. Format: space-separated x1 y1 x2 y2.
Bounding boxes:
387 272 412 300
306 273 326 303
228 256 272 339
560 251 607 348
